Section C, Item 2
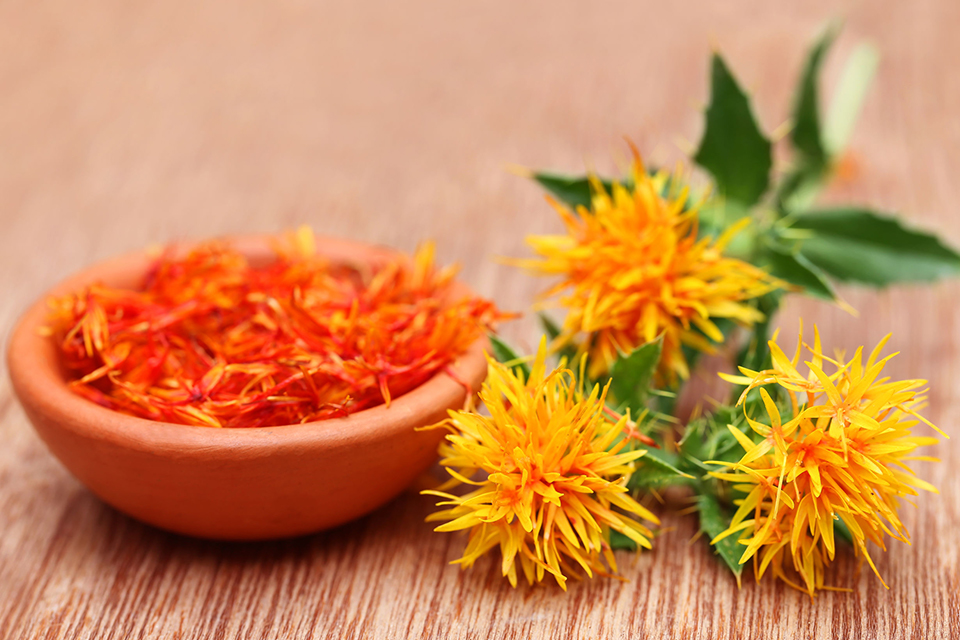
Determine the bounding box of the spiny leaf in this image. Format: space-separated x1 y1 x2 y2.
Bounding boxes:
679 407 755 471
762 240 838 301
792 24 838 170
698 199 752 248
823 43 879 156
531 172 616 210
627 448 693 490
540 312 563 343
778 38 879 213
793 208 960 285
734 290 783 375
487 333 531 379
610 337 662 415
697 493 747 585
538 313 579 366
609 529 639 551
678 415 711 462
776 26 839 212
694 53 772 207
834 517 854 545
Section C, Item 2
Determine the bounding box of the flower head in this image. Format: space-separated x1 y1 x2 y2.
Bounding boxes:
519 149 779 383
424 339 659 589
712 324 943 595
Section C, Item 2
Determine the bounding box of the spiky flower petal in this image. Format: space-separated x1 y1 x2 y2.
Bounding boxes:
712 324 943 595
424 339 658 589
518 150 779 383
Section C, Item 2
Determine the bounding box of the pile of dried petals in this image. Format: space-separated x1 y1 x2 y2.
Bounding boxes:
46 228 500 428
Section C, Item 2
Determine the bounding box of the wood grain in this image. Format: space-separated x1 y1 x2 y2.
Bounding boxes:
2 0 959 637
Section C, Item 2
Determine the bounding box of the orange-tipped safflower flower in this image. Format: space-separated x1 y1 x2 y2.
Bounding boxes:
711 325 944 596
518 152 779 383
423 339 659 589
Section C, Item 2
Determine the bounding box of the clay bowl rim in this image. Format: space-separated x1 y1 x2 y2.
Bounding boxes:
6 233 488 459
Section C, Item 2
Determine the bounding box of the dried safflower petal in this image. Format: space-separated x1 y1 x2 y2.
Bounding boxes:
47 229 502 428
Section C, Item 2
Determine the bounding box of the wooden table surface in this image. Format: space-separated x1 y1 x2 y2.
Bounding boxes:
2 1 959 638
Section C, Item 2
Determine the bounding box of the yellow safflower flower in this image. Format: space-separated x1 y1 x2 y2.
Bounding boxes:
712 325 943 595
424 339 658 589
519 150 779 383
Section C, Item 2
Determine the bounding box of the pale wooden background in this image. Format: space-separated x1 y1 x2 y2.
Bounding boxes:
2 1 959 638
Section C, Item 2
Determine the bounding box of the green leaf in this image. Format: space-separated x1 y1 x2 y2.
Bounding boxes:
775 168 823 214
678 406 748 473
762 240 838 301
539 312 563 343
697 493 747 585
792 208 960 285
699 414 747 464
694 54 772 207
792 25 838 170
627 448 692 491
610 337 663 415
678 415 710 462
667 316 738 417
823 43 879 156
698 199 752 248
531 172 616 210
538 313 579 368
776 26 838 212
609 529 638 551
679 402 771 474
778 39 879 214
735 290 783 375
834 516 854 546
487 333 531 379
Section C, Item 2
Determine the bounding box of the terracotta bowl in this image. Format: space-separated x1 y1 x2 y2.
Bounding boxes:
6 234 488 540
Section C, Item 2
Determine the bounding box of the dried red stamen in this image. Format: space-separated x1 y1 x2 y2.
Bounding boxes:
47 231 502 428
